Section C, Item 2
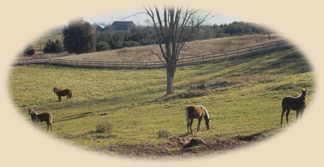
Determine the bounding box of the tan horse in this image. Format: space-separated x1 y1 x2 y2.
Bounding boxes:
53 87 72 101
185 105 211 134
281 89 307 126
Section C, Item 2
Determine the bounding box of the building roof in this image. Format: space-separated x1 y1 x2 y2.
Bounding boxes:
112 21 134 26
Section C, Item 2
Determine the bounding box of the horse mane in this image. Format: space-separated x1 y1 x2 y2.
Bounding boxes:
198 105 210 121
29 108 37 115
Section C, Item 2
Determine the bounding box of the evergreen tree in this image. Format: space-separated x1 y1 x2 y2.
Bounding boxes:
23 44 35 56
63 18 95 54
44 39 63 53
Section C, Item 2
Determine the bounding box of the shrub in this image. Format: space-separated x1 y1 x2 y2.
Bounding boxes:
96 41 110 51
158 130 171 138
44 39 63 53
23 44 35 56
95 120 114 133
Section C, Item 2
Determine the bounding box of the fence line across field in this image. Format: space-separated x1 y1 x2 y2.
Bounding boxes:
14 40 291 69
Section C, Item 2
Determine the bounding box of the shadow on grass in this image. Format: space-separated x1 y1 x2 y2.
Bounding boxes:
53 111 93 123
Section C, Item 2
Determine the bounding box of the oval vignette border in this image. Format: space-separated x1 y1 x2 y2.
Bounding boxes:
1 0 323 167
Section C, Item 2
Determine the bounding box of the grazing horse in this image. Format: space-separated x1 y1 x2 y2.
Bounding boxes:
281 89 307 126
185 105 211 134
53 87 72 101
28 108 52 131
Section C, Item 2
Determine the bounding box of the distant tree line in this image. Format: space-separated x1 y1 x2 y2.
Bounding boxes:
22 20 271 56
94 21 271 52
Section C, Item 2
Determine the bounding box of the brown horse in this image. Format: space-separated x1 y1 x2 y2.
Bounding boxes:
28 108 52 131
281 89 307 126
185 105 211 134
53 87 72 101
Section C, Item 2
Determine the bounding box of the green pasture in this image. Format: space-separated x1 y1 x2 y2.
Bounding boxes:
9 47 315 156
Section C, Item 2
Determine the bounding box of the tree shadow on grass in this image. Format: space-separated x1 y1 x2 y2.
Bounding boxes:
53 111 93 123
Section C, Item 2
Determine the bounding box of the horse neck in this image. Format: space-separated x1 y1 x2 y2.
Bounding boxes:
204 111 210 121
30 110 38 116
297 93 306 101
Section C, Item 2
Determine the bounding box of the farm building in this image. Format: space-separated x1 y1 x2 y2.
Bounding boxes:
112 21 135 32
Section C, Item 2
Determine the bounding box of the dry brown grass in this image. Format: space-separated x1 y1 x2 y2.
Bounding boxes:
22 34 281 62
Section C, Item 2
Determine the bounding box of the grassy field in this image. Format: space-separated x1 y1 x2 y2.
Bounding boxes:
9 47 314 158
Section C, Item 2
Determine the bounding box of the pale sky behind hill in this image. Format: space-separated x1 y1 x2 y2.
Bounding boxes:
84 8 247 26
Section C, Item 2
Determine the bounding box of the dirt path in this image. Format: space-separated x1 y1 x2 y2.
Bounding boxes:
106 133 267 159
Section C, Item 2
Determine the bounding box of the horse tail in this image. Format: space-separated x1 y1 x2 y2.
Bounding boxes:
185 108 189 123
49 113 53 124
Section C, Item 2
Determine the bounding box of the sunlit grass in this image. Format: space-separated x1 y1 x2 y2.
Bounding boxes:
9 47 314 156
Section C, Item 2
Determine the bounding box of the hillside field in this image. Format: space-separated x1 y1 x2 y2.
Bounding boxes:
9 47 314 158
19 34 280 62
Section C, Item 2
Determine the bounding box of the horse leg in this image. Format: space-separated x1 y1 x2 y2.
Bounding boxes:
197 117 202 131
47 123 49 131
286 109 291 126
58 96 62 101
300 109 304 118
281 107 286 127
189 118 194 134
187 121 190 134
296 110 300 121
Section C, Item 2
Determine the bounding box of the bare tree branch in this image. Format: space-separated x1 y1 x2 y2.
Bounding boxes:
143 5 211 94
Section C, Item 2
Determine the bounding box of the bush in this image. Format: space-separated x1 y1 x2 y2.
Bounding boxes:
123 40 140 47
158 130 171 138
23 44 35 56
44 39 63 53
95 120 114 133
96 41 110 51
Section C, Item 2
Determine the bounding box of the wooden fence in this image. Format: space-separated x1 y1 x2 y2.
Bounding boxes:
13 40 291 69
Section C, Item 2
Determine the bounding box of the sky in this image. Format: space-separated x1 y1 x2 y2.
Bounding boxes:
84 8 246 26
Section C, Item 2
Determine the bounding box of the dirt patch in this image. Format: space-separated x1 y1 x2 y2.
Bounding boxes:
105 133 265 158
189 81 232 90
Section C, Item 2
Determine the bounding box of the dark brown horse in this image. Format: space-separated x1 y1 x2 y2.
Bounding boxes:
28 108 52 131
53 87 72 101
281 89 307 126
185 105 211 134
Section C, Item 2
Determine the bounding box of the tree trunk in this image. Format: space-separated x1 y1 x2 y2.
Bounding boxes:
166 64 175 94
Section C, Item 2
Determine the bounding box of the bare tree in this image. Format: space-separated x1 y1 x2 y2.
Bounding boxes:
144 6 211 94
